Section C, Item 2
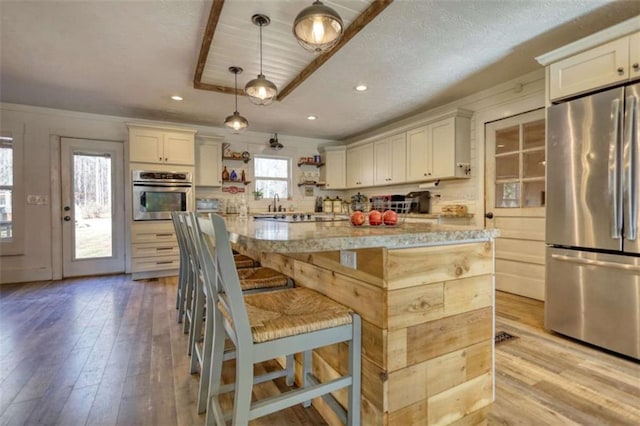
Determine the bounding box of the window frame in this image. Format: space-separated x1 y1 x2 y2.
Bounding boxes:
253 155 291 199
0 128 25 256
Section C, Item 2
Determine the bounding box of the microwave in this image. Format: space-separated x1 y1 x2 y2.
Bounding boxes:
132 170 193 221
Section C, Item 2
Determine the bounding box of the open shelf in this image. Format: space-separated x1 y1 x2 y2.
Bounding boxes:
222 156 251 163
297 181 326 187
297 161 324 167
222 179 251 185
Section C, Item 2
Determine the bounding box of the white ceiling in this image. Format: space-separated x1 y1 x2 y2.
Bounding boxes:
1 1 638 141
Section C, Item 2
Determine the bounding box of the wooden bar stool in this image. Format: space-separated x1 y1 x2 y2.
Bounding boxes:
200 213 361 426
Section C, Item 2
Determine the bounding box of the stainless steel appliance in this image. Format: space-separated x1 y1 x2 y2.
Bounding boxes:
196 198 223 213
546 82 639 359
406 191 431 213
132 170 193 221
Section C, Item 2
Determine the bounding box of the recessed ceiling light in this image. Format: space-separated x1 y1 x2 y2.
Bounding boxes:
171 95 183 101
354 84 368 91
307 115 317 120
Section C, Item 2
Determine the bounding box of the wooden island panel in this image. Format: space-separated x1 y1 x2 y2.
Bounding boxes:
259 241 495 425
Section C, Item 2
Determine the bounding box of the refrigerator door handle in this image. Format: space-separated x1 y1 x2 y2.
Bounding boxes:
624 95 638 241
609 99 623 239
550 253 640 272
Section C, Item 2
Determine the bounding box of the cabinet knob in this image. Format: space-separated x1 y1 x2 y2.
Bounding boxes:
159 157 162 161
617 67 624 74
633 63 639 70
423 173 427 176
164 157 168 162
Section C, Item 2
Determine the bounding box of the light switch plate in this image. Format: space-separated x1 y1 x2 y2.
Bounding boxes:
340 250 357 269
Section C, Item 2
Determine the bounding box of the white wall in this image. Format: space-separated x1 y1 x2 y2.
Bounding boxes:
0 104 334 284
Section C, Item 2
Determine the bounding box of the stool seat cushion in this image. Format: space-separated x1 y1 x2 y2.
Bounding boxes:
233 254 256 268
237 267 289 290
219 288 353 343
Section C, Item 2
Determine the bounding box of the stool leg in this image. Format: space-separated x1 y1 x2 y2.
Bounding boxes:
206 307 226 426
232 351 253 425
189 280 205 374
197 294 213 413
302 350 312 408
285 354 294 386
347 314 362 426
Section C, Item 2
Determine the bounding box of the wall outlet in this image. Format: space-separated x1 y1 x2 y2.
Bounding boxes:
340 250 357 269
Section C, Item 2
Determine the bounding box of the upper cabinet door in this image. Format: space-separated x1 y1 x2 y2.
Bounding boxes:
374 133 406 185
630 32 640 81
129 129 163 163
549 36 630 101
406 126 432 182
163 132 195 165
195 139 222 186
321 148 346 189
430 118 456 178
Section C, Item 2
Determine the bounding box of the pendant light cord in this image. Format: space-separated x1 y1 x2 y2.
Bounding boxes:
234 71 238 112
259 22 263 75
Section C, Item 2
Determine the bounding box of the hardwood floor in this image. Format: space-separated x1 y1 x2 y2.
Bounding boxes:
1 276 638 425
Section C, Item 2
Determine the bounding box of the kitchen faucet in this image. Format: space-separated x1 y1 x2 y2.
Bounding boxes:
272 193 280 212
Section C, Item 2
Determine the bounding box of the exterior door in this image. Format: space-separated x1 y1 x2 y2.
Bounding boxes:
61 138 125 277
485 109 546 300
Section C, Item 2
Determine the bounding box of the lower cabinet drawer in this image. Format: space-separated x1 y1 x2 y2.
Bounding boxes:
131 255 180 273
132 242 180 258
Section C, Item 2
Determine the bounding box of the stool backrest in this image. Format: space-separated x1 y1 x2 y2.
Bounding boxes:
198 213 252 346
171 211 188 261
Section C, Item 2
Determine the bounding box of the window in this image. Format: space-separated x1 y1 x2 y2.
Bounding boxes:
0 136 14 240
254 156 290 199
0 128 24 255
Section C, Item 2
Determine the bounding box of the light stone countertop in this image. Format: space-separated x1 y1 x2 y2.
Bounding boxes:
214 216 499 253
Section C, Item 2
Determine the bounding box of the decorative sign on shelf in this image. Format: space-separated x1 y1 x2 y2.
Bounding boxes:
222 186 245 194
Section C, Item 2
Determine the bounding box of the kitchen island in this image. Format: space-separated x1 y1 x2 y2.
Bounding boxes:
224 217 498 425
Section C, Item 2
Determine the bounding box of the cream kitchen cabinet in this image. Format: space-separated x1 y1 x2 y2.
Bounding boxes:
319 146 346 189
195 136 223 187
549 31 640 101
128 123 196 166
406 113 470 182
130 222 180 279
346 143 374 188
373 132 406 186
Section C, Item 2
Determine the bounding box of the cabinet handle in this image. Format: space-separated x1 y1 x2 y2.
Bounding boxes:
633 63 639 70
156 233 173 237
156 260 173 265
159 157 162 161
423 173 427 176
617 67 624 74
156 247 173 251
164 157 168 162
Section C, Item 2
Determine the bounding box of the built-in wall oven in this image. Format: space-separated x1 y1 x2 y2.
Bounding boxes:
132 170 193 221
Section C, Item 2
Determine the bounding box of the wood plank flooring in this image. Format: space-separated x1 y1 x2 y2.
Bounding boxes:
1 276 638 425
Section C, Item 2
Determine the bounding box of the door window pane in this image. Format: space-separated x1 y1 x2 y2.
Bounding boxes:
523 119 545 150
496 153 519 180
524 181 545 207
74 154 112 259
523 150 546 178
495 125 519 154
495 182 521 208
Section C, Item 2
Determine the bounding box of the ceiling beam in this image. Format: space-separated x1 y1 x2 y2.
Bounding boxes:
193 0 393 100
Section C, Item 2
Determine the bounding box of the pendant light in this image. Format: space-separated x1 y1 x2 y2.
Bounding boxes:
293 0 344 53
224 66 249 133
245 14 278 106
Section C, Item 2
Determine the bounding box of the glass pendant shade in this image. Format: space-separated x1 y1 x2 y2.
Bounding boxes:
245 74 277 105
224 111 249 133
224 66 248 133
246 14 278 106
293 0 343 53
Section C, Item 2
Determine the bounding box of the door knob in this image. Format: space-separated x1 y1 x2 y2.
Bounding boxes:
485 212 494 219
63 216 71 221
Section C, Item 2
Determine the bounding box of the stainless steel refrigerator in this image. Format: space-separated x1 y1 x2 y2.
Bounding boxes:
546 82 639 360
